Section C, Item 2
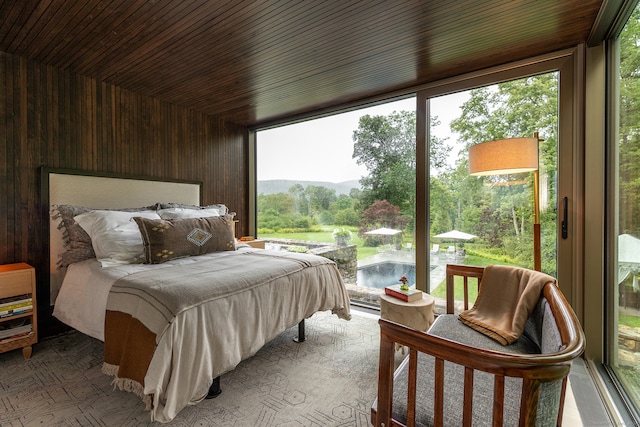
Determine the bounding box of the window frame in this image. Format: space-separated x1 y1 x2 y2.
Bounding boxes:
414 49 582 305
603 1 640 422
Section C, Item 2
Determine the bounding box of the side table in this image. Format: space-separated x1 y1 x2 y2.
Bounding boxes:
379 292 435 332
244 239 265 249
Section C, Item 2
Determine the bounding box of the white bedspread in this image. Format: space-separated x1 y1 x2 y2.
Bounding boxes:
53 249 240 341
53 247 352 423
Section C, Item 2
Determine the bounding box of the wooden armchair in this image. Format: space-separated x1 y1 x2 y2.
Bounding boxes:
371 264 585 427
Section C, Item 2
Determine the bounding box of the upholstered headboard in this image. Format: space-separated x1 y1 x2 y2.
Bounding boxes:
42 167 202 305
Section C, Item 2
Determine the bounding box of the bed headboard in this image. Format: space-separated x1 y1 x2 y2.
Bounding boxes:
42 167 202 306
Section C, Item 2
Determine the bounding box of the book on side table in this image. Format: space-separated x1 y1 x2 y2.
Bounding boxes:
384 284 423 302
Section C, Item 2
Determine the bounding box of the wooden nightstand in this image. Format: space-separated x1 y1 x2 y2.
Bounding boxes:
0 263 37 359
244 239 265 249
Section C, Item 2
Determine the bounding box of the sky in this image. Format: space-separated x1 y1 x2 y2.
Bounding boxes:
256 92 470 183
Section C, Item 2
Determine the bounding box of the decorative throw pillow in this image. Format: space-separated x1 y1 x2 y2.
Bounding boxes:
50 205 95 267
133 214 236 264
74 209 161 267
51 204 160 267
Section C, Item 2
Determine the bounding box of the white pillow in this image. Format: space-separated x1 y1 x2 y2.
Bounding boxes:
74 210 161 267
157 207 223 219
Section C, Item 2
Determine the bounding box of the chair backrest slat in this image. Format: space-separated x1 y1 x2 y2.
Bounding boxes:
463 367 474 426
493 375 505 426
434 357 445 427
518 378 540 426
407 349 418 426
446 264 483 313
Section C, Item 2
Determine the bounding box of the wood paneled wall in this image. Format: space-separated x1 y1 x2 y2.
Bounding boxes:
0 52 248 334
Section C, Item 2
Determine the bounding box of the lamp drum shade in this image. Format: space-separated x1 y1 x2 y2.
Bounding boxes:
469 137 538 176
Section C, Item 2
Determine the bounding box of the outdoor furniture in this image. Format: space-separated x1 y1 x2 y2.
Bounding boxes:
434 229 477 255
430 244 439 254
371 264 585 427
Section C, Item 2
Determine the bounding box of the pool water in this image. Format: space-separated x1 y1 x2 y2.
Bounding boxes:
357 261 417 289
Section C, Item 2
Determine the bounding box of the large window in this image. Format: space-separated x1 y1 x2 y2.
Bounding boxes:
256 99 417 307
426 75 559 304
610 2 640 414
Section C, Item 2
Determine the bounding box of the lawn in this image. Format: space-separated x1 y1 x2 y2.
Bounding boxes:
259 227 388 260
620 314 640 329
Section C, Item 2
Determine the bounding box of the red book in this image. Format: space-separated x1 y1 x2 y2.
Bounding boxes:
384 284 423 302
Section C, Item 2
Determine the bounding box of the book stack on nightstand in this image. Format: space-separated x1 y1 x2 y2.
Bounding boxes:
0 263 37 359
238 236 265 249
384 284 423 302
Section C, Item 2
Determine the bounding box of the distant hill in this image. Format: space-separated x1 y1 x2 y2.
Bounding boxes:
257 179 361 195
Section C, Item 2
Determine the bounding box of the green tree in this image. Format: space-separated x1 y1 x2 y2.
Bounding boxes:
446 72 559 269
334 208 360 226
305 185 337 217
619 7 640 236
257 193 294 216
352 110 450 219
331 194 361 226
359 200 409 236
429 177 454 235
288 184 308 215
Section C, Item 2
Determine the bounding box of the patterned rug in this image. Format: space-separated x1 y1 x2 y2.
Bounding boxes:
0 310 383 426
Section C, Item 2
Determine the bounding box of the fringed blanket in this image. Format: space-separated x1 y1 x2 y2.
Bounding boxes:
102 250 351 422
458 265 555 345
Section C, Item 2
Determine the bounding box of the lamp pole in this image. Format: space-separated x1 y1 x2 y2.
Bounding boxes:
533 170 541 271
533 132 541 271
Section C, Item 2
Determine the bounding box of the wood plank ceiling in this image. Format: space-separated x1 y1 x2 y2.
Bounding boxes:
0 0 607 127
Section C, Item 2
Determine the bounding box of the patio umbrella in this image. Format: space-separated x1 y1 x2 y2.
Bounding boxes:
364 227 402 250
364 227 402 236
619 234 640 289
433 229 477 252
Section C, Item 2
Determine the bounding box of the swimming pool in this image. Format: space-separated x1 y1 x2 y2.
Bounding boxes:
357 261 417 289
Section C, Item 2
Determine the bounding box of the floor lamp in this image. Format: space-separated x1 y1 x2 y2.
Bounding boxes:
468 132 541 271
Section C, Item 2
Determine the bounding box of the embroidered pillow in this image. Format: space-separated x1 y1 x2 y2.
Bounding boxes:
133 214 236 264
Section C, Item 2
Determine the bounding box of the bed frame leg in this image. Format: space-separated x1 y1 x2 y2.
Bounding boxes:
293 319 305 343
206 376 221 399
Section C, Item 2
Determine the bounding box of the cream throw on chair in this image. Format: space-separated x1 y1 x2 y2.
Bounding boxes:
458 264 555 345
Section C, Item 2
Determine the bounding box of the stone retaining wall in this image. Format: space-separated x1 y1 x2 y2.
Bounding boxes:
258 238 408 306
310 245 357 282
619 325 640 352
618 325 640 365
260 238 357 282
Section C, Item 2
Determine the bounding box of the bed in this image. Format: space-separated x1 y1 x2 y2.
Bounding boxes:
45 168 352 423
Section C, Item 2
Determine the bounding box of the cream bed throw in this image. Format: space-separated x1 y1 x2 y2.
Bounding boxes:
103 249 351 422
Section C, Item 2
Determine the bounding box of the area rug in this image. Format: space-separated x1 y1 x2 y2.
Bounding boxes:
0 310 382 426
